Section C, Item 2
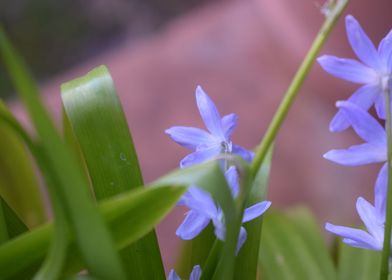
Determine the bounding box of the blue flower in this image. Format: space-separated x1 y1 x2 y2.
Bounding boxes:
176 166 271 253
166 86 254 168
325 196 384 251
324 101 387 221
318 15 392 132
168 265 201 280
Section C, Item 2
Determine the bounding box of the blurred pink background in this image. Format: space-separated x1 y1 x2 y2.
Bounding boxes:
7 0 392 270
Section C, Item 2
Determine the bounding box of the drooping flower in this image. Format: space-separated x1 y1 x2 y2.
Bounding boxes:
176 166 271 253
325 196 384 251
318 15 392 132
168 265 202 280
166 86 254 168
323 101 387 219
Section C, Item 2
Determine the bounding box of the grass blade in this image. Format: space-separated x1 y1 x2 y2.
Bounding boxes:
0 28 126 279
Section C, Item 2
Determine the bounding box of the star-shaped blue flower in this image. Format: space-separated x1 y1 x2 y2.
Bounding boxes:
166 86 254 168
176 166 271 253
324 101 387 221
318 15 392 132
168 265 201 280
326 196 384 251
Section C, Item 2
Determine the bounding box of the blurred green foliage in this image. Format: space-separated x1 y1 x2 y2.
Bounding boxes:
0 0 210 99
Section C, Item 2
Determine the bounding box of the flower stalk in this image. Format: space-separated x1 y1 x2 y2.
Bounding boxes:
381 82 392 280
251 0 349 177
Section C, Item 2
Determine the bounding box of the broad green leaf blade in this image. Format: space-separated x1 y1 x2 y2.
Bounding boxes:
259 210 334 280
61 65 164 279
0 185 185 279
286 208 336 280
0 102 45 227
234 147 273 279
337 240 381 280
0 29 126 280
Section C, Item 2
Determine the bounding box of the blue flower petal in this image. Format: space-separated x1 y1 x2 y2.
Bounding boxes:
329 85 380 132
189 265 202 280
236 227 247 254
232 144 254 163
225 166 239 198
324 143 386 166
176 210 211 240
221 113 238 140
375 163 388 221
165 126 215 150
374 93 386 119
181 186 218 218
196 86 224 139
325 223 382 250
168 269 181 280
180 144 221 168
378 29 392 67
242 201 271 223
317 55 378 84
337 101 386 146
356 197 384 246
345 15 382 69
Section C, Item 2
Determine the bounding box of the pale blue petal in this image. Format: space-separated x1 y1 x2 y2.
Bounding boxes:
176 210 211 240
190 265 202 280
222 113 238 140
345 15 382 69
325 223 382 250
242 201 272 223
329 85 380 132
317 55 378 84
165 126 214 150
168 269 181 280
236 227 247 254
213 214 226 241
180 144 221 168
337 101 386 146
374 93 386 119
196 86 224 138
225 166 239 198
232 144 254 163
356 197 384 246
323 143 386 166
181 186 218 218
343 238 382 251
378 29 392 67
375 163 388 221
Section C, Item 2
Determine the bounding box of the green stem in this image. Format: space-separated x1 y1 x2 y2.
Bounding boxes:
380 84 392 280
251 0 349 176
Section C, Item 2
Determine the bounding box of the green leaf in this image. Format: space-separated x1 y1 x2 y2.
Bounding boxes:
0 28 126 279
234 147 273 279
0 184 185 279
259 209 336 280
337 240 381 280
0 101 46 227
61 65 164 279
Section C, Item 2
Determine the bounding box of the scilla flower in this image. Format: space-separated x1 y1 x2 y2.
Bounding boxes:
168 265 201 280
324 101 387 221
326 196 384 251
318 15 392 132
166 86 254 168
176 166 271 253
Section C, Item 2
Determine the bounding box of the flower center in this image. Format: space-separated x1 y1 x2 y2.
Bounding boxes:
220 141 232 153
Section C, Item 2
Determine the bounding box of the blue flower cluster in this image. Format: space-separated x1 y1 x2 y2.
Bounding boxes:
165 86 271 278
320 15 392 251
